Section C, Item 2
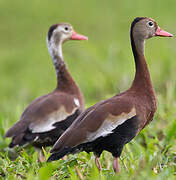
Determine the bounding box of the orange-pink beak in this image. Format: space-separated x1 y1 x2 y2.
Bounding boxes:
71 30 88 40
155 26 173 37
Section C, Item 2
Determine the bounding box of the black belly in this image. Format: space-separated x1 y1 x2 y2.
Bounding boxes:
77 116 139 157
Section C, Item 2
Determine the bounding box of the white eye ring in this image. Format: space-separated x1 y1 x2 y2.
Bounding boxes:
64 27 69 31
148 21 154 27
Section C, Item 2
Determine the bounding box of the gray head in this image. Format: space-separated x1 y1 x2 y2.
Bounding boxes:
130 17 173 55
48 23 88 44
131 17 173 41
47 23 88 59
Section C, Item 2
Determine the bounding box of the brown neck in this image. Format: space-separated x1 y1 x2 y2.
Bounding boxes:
54 55 81 95
48 40 82 95
130 28 155 96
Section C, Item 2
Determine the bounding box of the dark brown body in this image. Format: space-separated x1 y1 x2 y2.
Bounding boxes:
5 63 84 148
5 23 87 150
49 87 156 158
48 18 172 165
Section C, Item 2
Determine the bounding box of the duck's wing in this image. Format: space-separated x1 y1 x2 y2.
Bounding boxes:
50 97 137 154
5 92 82 147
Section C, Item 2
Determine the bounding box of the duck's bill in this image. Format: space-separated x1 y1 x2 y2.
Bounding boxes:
71 31 88 40
155 26 173 37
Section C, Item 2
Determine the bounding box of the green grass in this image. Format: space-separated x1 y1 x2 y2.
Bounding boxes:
0 0 176 179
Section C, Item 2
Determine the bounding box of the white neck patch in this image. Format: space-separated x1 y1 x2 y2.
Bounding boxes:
46 37 64 76
74 98 80 107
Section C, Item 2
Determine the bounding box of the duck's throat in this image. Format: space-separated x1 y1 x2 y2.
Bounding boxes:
47 41 79 93
131 35 154 93
48 41 65 77
133 38 145 56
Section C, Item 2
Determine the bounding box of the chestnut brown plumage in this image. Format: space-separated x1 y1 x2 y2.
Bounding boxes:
5 23 88 161
47 17 173 172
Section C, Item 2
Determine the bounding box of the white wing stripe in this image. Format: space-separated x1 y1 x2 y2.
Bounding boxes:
30 106 78 133
86 108 136 142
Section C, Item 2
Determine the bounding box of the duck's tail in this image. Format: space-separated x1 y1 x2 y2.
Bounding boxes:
47 147 75 162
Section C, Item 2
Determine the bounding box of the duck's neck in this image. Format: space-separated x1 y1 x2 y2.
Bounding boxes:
130 31 155 96
48 41 80 94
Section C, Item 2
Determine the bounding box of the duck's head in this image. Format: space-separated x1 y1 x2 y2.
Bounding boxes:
47 23 88 58
131 17 173 40
48 23 88 44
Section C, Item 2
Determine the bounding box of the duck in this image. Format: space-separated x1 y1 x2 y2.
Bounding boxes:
5 23 88 162
47 17 173 172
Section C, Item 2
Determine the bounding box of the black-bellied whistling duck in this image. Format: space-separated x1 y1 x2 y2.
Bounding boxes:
5 23 88 161
47 17 173 172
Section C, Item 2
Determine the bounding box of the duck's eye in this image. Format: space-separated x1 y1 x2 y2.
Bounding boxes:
64 27 69 31
148 21 154 27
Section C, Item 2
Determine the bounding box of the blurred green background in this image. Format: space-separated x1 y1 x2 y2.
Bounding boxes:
0 0 176 179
